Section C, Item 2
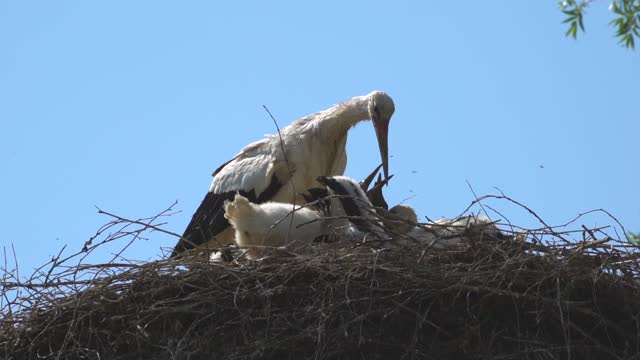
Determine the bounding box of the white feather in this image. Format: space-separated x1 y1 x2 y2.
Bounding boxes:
223 193 327 257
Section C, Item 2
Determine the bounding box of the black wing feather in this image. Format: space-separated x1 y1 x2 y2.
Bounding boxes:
318 177 370 232
171 173 283 257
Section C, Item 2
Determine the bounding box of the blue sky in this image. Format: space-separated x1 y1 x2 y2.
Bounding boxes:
1 2 638 272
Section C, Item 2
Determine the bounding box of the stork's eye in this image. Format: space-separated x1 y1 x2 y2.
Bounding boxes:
373 105 380 117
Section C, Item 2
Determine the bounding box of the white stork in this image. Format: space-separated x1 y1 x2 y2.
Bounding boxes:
222 173 390 258
171 91 395 257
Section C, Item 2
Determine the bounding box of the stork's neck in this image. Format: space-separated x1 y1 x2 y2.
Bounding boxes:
321 95 370 136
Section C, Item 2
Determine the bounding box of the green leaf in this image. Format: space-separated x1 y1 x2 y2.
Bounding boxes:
611 1 622 15
578 14 585 31
610 18 624 27
626 34 635 48
566 21 579 38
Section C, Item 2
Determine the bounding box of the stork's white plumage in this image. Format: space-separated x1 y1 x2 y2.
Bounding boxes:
172 91 395 257
223 193 327 257
222 175 384 258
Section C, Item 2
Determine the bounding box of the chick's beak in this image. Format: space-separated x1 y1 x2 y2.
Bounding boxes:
360 163 384 192
373 120 390 180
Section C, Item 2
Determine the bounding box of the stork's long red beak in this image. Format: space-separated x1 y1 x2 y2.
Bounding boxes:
373 120 389 181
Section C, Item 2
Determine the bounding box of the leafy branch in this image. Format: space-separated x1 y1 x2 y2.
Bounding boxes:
560 0 591 39
627 231 640 246
559 0 640 49
610 0 640 48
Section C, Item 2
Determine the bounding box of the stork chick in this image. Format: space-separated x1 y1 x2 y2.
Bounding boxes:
384 204 418 235
315 175 396 247
386 205 505 248
223 193 325 257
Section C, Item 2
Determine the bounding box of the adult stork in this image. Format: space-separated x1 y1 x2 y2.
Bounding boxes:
171 91 395 257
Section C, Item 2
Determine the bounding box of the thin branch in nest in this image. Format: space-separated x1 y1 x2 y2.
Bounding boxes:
262 105 297 246
465 179 492 220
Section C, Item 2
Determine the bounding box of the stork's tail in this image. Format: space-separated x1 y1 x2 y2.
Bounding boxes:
223 193 257 226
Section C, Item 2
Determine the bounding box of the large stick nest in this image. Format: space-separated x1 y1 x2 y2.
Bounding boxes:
1 200 639 360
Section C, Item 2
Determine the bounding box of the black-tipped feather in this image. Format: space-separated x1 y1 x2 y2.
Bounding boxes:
317 176 371 232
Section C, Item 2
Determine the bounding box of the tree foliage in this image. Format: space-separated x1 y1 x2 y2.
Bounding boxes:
560 0 640 48
628 231 640 246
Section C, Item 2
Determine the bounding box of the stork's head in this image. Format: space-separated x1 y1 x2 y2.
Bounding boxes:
367 91 395 180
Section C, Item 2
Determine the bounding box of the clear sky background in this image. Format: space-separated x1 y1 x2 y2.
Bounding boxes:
1 2 638 273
